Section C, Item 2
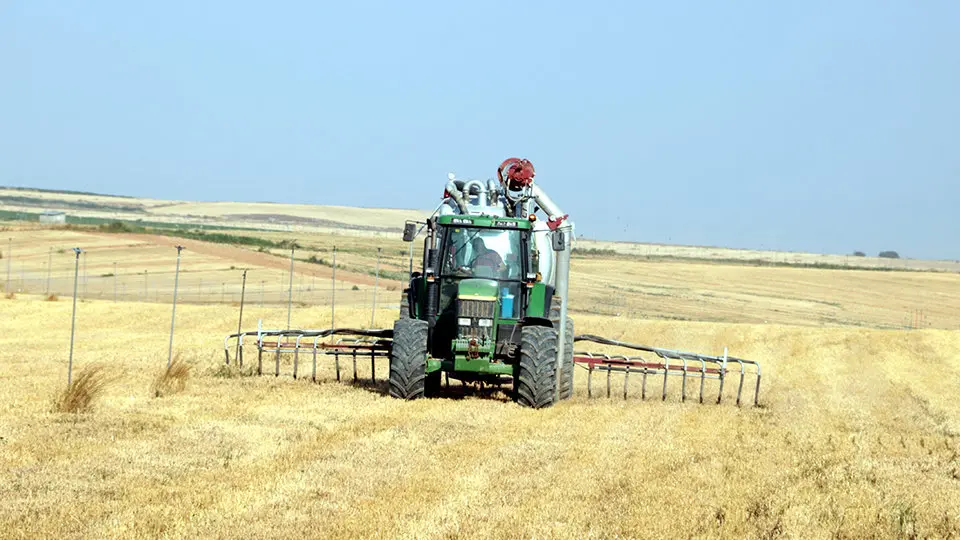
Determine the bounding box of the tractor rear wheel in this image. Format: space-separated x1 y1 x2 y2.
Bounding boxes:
559 317 574 400
549 300 574 401
514 325 559 409
389 318 429 399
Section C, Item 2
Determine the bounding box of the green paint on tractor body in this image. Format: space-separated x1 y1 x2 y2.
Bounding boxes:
456 278 499 300
436 214 533 230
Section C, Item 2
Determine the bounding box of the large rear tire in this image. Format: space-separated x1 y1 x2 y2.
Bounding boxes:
514 325 559 409
389 319 429 399
549 300 575 401
559 317 574 400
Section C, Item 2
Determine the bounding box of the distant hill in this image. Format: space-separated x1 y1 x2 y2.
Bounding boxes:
2 186 957 272
0 187 429 233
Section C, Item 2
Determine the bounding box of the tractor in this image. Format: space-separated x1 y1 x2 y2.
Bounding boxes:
391 158 575 408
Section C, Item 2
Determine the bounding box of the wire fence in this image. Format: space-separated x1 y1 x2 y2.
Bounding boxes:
0 239 404 313
2 235 958 331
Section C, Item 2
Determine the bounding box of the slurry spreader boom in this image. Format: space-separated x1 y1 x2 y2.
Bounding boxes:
224 158 762 408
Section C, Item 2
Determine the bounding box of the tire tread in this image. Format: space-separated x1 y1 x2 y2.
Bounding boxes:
514 325 559 409
389 319 429 399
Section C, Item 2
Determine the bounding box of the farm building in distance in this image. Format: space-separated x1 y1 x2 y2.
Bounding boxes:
38 210 66 224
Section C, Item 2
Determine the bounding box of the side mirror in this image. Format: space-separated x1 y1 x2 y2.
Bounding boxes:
552 231 566 252
402 222 417 242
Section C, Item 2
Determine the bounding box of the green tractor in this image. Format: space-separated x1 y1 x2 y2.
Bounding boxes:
221 158 763 408
390 158 574 408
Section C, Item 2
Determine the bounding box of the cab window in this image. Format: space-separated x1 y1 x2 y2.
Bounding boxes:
441 227 523 280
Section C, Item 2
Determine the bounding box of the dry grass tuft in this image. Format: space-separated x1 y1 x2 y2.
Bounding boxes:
45 294 58 301
4 292 14 299
52 365 110 413
151 355 191 397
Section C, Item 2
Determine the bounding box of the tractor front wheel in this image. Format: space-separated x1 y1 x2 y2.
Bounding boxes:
389 318 429 399
514 325 559 409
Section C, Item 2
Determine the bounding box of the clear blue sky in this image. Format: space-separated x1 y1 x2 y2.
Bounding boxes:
2 2 958 259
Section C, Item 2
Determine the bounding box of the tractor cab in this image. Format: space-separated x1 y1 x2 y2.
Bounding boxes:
439 221 527 317
429 215 541 367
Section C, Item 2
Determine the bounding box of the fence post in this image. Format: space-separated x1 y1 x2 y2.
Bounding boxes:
46 247 52 295
287 247 295 330
331 246 337 330
371 247 381 327
68 248 83 385
236 269 247 360
82 251 87 299
167 246 184 368
5 237 11 293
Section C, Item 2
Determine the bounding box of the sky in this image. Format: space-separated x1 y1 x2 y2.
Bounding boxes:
1 1 958 259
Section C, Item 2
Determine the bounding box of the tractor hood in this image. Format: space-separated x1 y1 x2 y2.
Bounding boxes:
457 278 499 301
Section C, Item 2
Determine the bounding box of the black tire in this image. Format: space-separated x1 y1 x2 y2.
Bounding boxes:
389 318 429 399
549 299 574 401
399 289 411 320
559 317 574 400
514 325 559 409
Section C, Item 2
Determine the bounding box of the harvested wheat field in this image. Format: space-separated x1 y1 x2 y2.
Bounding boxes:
2 295 959 538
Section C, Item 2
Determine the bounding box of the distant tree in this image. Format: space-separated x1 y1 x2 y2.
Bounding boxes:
852 251 866 257
878 251 900 259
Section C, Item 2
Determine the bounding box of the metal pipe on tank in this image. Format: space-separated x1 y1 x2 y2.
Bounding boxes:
487 179 500 206
530 184 564 221
553 223 573 403
463 180 487 212
445 181 468 213
463 180 485 195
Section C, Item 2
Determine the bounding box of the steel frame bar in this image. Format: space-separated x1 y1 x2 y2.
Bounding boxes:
223 328 391 383
223 329 760 406
572 333 761 406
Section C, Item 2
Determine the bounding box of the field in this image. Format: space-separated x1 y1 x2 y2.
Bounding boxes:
2 221 960 538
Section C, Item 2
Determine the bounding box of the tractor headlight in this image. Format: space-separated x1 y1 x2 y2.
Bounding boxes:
477 318 493 327
458 317 472 326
